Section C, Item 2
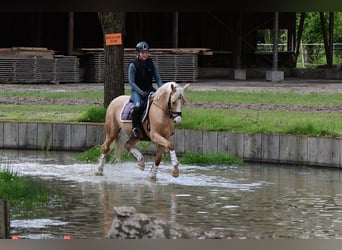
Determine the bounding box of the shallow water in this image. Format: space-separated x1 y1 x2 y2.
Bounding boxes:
2 149 342 239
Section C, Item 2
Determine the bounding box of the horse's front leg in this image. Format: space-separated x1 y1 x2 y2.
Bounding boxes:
125 139 145 171
95 153 106 176
169 150 179 178
150 133 179 178
150 144 165 180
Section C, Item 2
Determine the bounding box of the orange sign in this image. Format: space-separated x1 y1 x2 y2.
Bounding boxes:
105 33 122 46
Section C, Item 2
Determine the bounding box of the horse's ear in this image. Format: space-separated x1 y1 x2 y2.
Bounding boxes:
171 83 177 93
183 83 190 91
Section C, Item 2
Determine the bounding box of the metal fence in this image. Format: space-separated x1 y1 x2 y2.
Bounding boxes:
257 43 342 68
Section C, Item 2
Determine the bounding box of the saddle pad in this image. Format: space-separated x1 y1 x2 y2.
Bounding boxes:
120 96 151 123
120 100 135 122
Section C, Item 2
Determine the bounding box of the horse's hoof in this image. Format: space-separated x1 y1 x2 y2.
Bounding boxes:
150 175 157 181
94 171 103 176
137 163 145 171
171 170 179 178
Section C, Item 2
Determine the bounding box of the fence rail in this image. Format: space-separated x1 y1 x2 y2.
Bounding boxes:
257 43 342 68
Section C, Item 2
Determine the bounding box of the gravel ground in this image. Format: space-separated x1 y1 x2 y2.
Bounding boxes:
1 79 342 112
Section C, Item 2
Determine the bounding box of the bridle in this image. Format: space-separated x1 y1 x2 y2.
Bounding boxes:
152 89 183 120
167 90 183 119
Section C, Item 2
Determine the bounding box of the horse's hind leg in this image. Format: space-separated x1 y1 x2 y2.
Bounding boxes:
95 125 119 176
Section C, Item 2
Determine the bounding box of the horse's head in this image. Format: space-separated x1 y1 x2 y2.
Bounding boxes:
152 82 190 124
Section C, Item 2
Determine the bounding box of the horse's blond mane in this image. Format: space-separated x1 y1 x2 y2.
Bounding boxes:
153 81 179 100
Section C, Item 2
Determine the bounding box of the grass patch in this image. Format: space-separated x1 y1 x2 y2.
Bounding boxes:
0 166 63 209
2 88 342 137
76 145 244 166
0 104 95 122
284 122 338 137
179 152 243 166
186 90 342 106
77 106 106 123
0 90 104 100
76 145 134 163
178 108 342 136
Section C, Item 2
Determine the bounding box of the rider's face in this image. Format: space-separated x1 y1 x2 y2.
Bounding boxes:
138 51 149 61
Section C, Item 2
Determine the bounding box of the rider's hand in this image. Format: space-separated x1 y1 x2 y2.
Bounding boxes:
141 91 149 98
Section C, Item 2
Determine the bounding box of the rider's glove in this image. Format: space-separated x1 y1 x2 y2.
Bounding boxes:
141 91 149 98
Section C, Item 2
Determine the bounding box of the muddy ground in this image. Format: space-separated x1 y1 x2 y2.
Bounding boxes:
1 79 342 113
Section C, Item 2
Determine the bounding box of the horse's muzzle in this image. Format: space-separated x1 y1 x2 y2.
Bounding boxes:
174 116 182 124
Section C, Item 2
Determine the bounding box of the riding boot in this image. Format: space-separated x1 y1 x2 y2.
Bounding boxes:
131 107 141 139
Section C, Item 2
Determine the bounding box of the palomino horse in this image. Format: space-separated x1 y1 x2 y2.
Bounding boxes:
95 81 190 180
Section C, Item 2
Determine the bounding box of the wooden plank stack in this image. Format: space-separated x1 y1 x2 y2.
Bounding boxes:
80 48 212 83
0 47 212 84
0 48 80 83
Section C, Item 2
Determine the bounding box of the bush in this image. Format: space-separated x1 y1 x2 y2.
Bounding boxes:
77 106 106 123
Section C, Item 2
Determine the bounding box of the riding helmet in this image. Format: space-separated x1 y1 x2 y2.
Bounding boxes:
136 41 150 52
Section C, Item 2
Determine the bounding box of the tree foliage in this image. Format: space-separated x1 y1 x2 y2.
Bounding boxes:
299 12 342 43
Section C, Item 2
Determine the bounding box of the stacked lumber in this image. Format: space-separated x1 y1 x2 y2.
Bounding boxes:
79 48 212 83
53 56 80 83
0 48 79 83
81 53 105 83
0 47 54 59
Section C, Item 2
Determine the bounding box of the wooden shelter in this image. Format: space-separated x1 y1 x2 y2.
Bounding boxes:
0 12 337 82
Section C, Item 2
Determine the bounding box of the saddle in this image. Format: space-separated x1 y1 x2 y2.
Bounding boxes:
119 96 151 123
120 96 152 141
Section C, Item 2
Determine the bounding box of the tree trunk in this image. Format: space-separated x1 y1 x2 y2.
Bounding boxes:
320 12 331 67
98 12 126 108
294 12 305 61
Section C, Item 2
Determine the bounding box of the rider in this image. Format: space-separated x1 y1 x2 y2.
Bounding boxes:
128 41 164 139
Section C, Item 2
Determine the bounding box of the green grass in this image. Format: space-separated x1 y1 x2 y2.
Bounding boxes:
0 166 63 209
0 90 104 100
0 104 97 122
186 90 342 106
77 106 106 123
76 145 134 163
76 145 243 166
2 88 342 137
179 152 243 166
178 108 342 137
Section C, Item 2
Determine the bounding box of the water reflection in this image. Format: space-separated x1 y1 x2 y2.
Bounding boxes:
2 149 342 239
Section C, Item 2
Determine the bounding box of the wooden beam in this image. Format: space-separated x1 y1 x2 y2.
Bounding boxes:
67 12 74 56
0 199 10 239
172 12 179 48
272 12 279 71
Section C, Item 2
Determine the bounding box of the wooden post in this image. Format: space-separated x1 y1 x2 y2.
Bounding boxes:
266 12 284 82
272 12 279 71
172 12 179 48
67 12 74 56
236 12 242 69
0 199 10 239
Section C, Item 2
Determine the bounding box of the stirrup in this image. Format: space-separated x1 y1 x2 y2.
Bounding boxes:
131 127 139 139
